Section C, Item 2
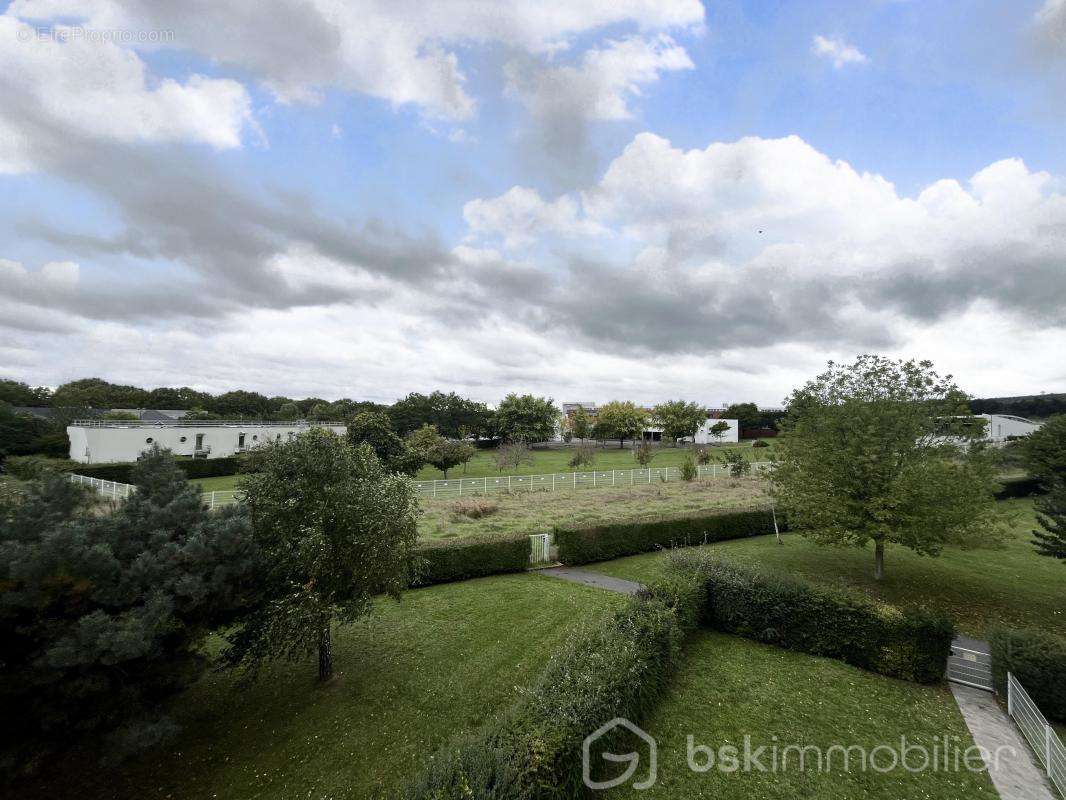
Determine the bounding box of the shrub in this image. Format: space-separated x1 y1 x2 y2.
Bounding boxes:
989 627 1066 722
680 454 697 482
404 595 685 798
2 455 76 480
555 507 776 565
752 439 771 448
667 551 953 683
449 499 499 520
410 535 529 587
695 447 711 465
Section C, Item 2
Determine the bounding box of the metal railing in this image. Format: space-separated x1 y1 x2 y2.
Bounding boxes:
70 419 345 428
67 473 137 500
1007 672 1065 797
412 462 774 499
946 643 994 691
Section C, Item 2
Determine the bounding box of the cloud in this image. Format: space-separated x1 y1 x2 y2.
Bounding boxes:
7 0 704 121
1035 0 1066 53
462 186 606 249
0 16 255 173
811 35 869 69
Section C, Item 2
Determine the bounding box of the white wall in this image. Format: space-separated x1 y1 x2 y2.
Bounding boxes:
67 423 347 464
981 414 1042 441
692 418 740 444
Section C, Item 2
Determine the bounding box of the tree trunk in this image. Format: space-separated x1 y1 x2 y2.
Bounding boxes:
318 619 333 681
874 539 885 581
619 438 624 449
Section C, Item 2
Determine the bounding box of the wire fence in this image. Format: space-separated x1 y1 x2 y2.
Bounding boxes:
1007 672 1065 798
411 462 774 499
70 460 776 509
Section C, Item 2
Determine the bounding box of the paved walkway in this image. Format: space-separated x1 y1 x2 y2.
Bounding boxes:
950 683 1057 800
538 566 644 595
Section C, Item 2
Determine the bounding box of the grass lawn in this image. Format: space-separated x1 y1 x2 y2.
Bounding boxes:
17 573 624 800
607 632 995 799
419 476 768 539
189 441 778 491
591 498 1066 638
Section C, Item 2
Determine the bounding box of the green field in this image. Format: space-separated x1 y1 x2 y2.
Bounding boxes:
190 441 777 492
607 632 995 799
592 498 1065 637
419 476 768 539
16 573 624 800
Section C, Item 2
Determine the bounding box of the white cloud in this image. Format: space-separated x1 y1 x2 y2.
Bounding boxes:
0 16 254 173
463 186 606 249
1035 0 1066 51
507 34 694 122
7 0 705 121
811 34 869 69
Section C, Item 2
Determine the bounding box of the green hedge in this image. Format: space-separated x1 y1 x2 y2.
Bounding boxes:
64 456 242 483
409 535 530 587
404 594 688 798
554 506 778 565
666 551 953 683
989 627 1066 722
2 455 77 480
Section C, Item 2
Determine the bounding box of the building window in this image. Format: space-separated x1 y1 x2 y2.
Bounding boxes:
180 436 187 443
252 435 258 441
238 433 246 448
146 437 154 444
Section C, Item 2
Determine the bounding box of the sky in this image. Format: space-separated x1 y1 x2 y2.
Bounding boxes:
1 0 1065 407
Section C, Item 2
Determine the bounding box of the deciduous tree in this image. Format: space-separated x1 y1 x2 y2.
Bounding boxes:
228 430 419 682
593 401 647 449
348 411 423 475
495 394 559 443
774 356 1003 580
653 400 706 445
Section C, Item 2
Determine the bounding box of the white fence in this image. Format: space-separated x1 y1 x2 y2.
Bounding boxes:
67 473 136 500
1007 672 1066 797
412 462 774 500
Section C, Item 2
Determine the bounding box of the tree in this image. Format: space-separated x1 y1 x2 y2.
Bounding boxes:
722 402 761 429
388 392 493 439
695 447 712 465
0 449 261 770
593 401 647 449
718 448 751 478
1024 414 1066 562
495 394 559 443
567 406 593 441
228 430 419 682
568 443 596 469
495 440 534 472
0 379 51 407
774 356 1003 580
635 440 655 467
347 411 423 476
680 454 697 482
653 400 706 445
276 401 301 420
406 424 475 478
708 420 731 444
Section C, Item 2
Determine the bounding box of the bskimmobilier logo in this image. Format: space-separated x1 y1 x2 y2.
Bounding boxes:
582 718 658 791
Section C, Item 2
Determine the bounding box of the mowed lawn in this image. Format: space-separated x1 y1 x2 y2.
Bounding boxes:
17 573 624 800
419 476 769 539
190 441 777 492
607 632 995 800
592 498 1065 638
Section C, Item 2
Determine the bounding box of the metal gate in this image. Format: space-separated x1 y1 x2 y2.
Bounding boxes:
946 638 994 691
1007 672 1066 798
529 534 552 565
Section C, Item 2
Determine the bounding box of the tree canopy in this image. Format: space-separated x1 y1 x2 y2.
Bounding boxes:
653 400 706 444
348 411 424 475
774 356 1003 580
226 429 419 682
388 391 494 438
1024 414 1066 562
494 393 559 443
593 401 647 448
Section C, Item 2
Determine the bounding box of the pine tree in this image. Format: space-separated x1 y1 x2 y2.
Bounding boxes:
1033 483 1066 561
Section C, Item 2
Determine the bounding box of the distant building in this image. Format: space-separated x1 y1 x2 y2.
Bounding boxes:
66 419 346 464
976 414 1042 442
557 402 739 444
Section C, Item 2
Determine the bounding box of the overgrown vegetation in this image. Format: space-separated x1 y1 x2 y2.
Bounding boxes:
989 627 1066 722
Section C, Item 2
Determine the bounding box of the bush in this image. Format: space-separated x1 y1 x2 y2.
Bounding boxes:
410 535 530 587
555 507 777 566
449 499 499 520
666 551 953 683
2 455 76 480
752 439 771 448
680 454 697 482
989 628 1066 722
404 595 685 798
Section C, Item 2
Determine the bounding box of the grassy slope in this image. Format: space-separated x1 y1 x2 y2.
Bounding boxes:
190 441 777 491
18 573 623 800
592 498 1066 637
608 632 995 799
419 476 768 539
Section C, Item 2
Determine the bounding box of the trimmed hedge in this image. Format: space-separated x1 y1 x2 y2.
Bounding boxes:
404 593 688 798
554 506 778 565
64 456 242 483
989 627 1066 722
665 551 954 683
409 535 530 587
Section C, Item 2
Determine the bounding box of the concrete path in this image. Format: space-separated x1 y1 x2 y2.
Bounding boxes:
950 683 1057 800
538 566 644 596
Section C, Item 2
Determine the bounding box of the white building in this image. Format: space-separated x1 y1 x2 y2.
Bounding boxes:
690 418 740 445
67 419 347 464
977 414 1042 442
